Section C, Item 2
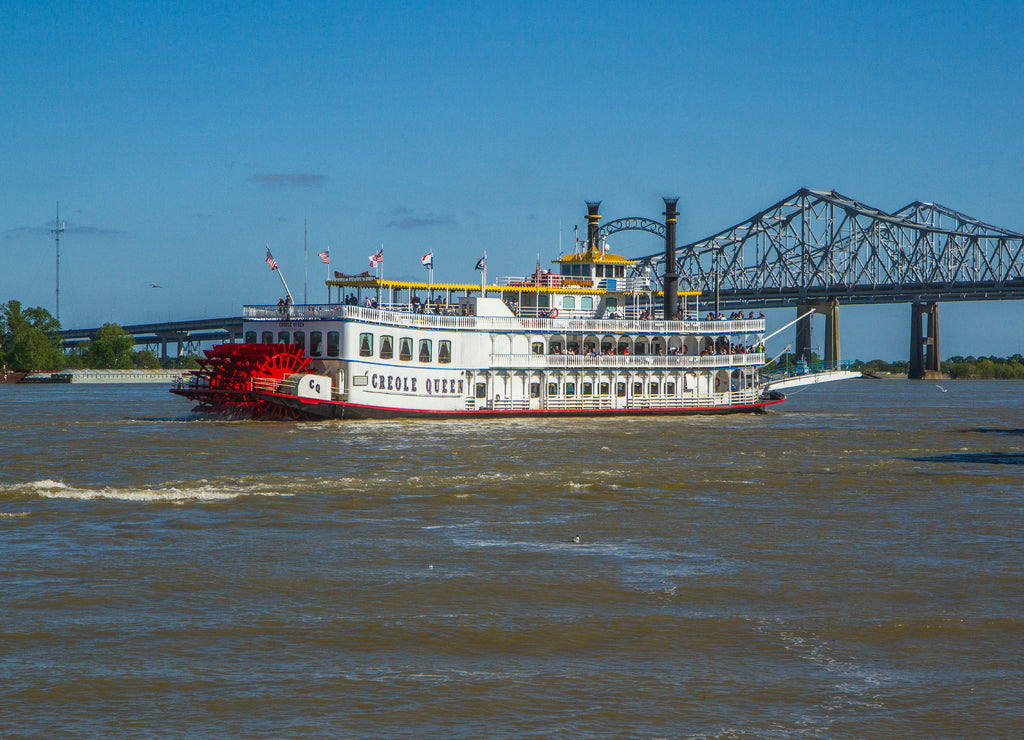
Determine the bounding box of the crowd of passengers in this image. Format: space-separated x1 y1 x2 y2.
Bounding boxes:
547 338 765 357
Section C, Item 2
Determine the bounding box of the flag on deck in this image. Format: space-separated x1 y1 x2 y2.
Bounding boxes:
318 249 330 265
265 248 278 271
421 252 433 269
369 248 383 268
475 256 486 270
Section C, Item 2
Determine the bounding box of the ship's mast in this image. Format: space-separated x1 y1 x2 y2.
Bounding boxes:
52 202 65 323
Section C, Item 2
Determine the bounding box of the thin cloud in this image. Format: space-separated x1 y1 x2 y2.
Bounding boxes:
251 173 327 188
385 210 456 230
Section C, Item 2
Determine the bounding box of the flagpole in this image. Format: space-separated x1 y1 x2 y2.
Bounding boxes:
303 219 308 305
481 250 487 295
267 244 293 302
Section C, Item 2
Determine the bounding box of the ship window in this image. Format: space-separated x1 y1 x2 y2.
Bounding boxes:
606 297 617 310
418 339 432 363
600 382 609 395
438 340 452 364
538 294 550 308
547 382 558 396
261 331 274 344
310 331 323 357
379 335 393 359
601 341 613 354
549 342 561 355
562 296 575 310
616 382 626 397
530 382 540 398
531 342 544 355
650 382 660 395
618 341 630 354
633 381 643 396
635 342 646 355
666 382 676 395
565 382 576 396
581 264 591 277
245 331 257 344
581 296 593 311
293 331 305 351
278 331 290 344
327 332 340 356
475 382 487 399
582 382 593 395
653 343 663 355
399 337 413 362
560 265 569 276
359 333 373 357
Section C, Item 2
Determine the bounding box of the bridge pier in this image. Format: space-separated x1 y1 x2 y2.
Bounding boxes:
909 301 941 379
795 299 840 366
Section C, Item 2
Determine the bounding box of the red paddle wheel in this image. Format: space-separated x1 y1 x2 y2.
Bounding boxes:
171 343 314 419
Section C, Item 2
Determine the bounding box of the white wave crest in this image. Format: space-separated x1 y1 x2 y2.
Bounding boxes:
22 479 292 503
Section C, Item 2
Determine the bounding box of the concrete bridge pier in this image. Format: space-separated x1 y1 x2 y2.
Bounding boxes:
909 301 941 379
795 299 840 366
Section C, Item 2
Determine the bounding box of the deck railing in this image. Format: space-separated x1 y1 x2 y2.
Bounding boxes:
488 352 765 369
244 304 765 336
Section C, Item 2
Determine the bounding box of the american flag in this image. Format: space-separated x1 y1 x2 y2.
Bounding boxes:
318 250 330 265
369 248 383 268
265 247 278 271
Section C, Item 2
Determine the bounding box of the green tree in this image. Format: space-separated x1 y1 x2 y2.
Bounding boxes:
82 323 135 369
0 300 64 370
133 349 162 369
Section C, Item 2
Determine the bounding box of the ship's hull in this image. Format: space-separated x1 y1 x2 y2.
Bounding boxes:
254 389 785 420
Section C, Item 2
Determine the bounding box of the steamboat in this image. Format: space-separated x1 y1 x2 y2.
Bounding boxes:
173 202 835 420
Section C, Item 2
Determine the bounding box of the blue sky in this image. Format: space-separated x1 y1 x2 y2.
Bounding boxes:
3 0 1023 361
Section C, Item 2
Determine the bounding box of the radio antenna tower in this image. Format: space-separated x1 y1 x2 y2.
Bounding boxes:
52 202 65 323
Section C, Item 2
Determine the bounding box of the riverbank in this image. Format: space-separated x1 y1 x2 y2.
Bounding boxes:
19 369 189 384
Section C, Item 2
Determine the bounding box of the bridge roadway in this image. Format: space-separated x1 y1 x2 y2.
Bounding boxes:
60 317 243 359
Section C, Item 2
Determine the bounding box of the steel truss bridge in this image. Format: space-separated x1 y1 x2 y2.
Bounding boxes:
597 189 1024 377
615 188 1024 305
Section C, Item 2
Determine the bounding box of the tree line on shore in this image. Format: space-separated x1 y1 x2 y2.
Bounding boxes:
3 299 1024 377
1 300 197 371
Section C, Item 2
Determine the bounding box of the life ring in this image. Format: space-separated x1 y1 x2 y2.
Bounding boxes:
548 308 559 318
683 345 689 354
715 376 721 390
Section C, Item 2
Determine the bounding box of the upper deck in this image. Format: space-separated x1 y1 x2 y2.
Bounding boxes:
244 304 765 336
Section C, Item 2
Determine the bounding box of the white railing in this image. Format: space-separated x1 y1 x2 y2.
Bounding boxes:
465 388 762 412
244 304 765 336
488 353 765 369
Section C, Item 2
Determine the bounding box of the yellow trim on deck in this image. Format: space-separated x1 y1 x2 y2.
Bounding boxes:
326 276 699 297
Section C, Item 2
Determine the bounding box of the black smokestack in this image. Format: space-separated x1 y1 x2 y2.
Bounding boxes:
663 197 679 320
586 201 601 252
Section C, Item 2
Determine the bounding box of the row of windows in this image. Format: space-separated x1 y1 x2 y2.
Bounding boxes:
360 333 452 364
248 330 340 357
473 380 678 398
559 264 627 278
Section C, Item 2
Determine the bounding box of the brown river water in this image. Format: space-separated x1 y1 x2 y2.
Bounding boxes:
1 380 1022 738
